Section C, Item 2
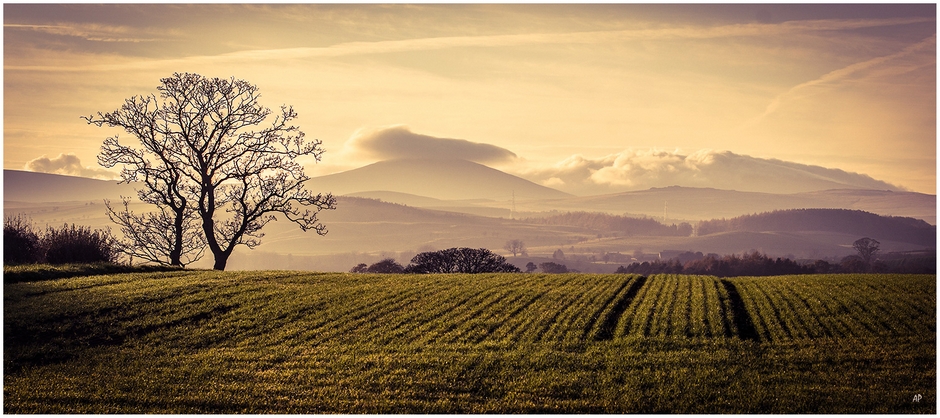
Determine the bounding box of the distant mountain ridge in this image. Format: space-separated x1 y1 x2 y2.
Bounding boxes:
304 158 573 201
4 169 134 203
527 186 936 224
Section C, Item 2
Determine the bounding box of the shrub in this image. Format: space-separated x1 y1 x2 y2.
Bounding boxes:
539 262 568 274
366 258 405 274
41 224 118 264
4 215 40 265
350 263 368 273
407 248 520 274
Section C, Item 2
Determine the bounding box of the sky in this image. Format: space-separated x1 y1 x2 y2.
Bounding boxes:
3 4 937 195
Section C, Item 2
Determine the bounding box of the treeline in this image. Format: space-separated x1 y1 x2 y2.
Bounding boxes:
351 247 520 274
4 215 118 265
615 251 935 277
616 252 812 276
696 209 935 245
525 212 693 236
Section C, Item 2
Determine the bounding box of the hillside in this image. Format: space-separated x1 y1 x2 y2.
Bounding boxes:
4 169 135 203
304 158 572 201
4 170 935 271
528 186 936 224
696 209 935 247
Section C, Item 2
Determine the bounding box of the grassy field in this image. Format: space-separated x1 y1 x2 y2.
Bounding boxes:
3 270 935 413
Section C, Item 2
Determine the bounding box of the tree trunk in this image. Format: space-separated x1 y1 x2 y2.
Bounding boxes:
169 210 185 267
212 253 229 270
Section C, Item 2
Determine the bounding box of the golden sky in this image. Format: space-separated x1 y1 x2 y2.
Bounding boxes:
4 4 936 194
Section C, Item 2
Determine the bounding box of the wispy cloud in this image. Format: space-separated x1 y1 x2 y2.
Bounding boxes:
6 16 932 72
743 34 936 128
4 23 175 42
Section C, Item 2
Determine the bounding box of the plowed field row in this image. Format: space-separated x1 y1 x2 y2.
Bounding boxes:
4 271 935 413
123 273 931 347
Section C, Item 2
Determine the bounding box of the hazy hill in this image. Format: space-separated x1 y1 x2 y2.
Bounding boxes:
4 169 134 203
304 158 572 201
526 186 936 224
345 190 511 218
4 169 934 271
696 209 935 247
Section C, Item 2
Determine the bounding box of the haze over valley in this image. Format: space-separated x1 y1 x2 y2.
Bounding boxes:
5 162 934 272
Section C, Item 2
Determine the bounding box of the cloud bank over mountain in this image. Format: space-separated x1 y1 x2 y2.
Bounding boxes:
338 128 908 195
345 126 518 164
24 153 116 180
517 149 905 195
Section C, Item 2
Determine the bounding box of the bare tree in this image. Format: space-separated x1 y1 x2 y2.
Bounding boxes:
104 197 205 267
503 239 526 257
89 94 203 267
86 73 336 270
853 237 880 271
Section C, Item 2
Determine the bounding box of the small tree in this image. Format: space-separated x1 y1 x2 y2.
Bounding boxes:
853 237 880 271
366 258 405 274
503 239 526 257
350 263 368 273
539 261 569 274
525 262 538 273
86 73 336 270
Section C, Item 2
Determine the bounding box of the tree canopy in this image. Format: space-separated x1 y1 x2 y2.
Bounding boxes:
86 73 335 270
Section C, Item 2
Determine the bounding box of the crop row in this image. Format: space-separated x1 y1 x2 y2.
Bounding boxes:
5 272 933 359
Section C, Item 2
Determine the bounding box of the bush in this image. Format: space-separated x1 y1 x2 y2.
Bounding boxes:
4 215 40 265
407 248 520 274
366 258 405 274
539 262 568 274
41 224 118 264
350 263 368 273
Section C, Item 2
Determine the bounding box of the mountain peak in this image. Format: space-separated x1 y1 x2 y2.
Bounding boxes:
306 158 571 201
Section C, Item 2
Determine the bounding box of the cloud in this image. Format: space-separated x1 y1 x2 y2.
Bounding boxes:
744 34 937 127
520 149 904 195
4 23 173 42
25 153 118 180
7 16 933 72
345 125 517 164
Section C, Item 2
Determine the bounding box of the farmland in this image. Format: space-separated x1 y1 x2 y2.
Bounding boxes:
3 270 935 413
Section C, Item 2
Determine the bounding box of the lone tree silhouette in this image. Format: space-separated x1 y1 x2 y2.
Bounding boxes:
86 73 336 270
503 239 526 257
853 237 880 271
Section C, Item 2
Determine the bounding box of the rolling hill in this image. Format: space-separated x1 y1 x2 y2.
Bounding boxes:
4 169 134 203
4 169 935 271
303 158 573 201
524 186 936 224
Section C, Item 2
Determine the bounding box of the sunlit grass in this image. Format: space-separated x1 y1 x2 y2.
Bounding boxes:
4 272 935 413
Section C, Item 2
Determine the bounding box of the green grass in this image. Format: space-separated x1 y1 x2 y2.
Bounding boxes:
4 272 935 413
3 262 185 283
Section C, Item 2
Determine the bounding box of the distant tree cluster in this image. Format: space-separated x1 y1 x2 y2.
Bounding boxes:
525 212 693 237
351 247 520 274
614 237 933 276
4 215 118 265
538 262 569 274
616 252 814 277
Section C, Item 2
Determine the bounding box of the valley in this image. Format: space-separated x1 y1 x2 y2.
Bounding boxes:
4 166 935 272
